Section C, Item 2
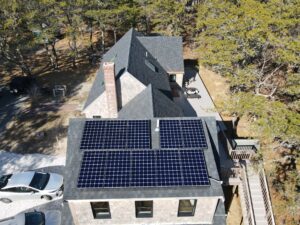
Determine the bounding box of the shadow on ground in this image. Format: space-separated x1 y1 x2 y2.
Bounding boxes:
0 51 97 154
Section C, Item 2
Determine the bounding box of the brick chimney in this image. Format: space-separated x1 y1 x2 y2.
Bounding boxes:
103 62 118 118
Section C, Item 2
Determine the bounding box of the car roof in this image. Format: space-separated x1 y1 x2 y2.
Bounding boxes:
4 171 35 189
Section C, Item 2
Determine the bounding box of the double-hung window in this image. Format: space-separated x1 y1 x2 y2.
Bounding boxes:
91 202 111 219
178 199 197 217
135 201 153 218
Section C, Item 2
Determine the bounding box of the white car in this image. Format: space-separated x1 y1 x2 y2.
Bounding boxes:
0 210 61 225
0 171 63 203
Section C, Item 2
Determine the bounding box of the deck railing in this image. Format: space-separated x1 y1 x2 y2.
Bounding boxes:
230 147 256 160
241 164 256 225
219 129 257 160
258 167 276 225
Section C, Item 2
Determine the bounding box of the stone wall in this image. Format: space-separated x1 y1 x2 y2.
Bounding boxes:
69 197 219 225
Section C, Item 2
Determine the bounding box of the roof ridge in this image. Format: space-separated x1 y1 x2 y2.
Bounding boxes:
126 28 140 71
147 84 154 116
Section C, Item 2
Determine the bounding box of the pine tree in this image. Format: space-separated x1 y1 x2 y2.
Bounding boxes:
0 0 35 76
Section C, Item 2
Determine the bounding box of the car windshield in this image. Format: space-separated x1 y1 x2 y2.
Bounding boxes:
29 173 50 190
25 212 45 225
0 174 12 189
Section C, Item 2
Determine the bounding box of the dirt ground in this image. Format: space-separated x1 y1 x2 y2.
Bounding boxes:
227 193 243 225
0 33 101 155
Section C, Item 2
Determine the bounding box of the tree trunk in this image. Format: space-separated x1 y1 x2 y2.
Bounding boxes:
70 37 78 68
146 17 151 34
68 34 78 68
50 41 59 70
73 36 78 67
16 48 32 76
89 20 94 51
113 29 117 44
101 29 105 53
19 64 32 76
44 42 56 69
65 13 78 68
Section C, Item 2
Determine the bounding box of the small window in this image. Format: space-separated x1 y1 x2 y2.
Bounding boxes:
135 201 153 218
93 115 101 119
145 59 158 73
169 74 176 82
178 199 197 217
91 202 111 219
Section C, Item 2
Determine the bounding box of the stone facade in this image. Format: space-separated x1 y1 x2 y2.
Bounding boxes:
68 197 220 225
83 71 146 119
175 73 184 87
118 72 146 108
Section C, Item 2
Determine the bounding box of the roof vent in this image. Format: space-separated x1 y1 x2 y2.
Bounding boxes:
145 51 148 57
155 119 160 132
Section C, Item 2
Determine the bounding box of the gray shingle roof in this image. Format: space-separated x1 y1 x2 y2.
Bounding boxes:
118 84 183 119
127 34 171 94
83 28 183 112
64 117 224 200
137 36 184 73
83 29 135 109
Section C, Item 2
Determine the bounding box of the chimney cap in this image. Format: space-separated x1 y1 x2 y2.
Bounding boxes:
103 61 115 67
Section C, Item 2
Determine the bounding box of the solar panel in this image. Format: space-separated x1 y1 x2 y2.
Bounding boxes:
159 120 183 148
77 149 210 188
77 151 107 188
181 120 208 148
103 151 131 188
159 120 208 149
180 150 210 185
80 120 151 150
131 151 156 187
156 150 182 186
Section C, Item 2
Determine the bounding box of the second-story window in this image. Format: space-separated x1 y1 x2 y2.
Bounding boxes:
178 199 197 217
91 202 111 219
145 59 158 73
135 201 153 218
169 74 176 82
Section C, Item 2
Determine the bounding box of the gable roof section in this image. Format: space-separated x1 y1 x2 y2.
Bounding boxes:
118 85 154 119
127 34 172 94
84 29 135 109
137 36 184 73
84 29 181 110
118 84 183 119
152 87 183 117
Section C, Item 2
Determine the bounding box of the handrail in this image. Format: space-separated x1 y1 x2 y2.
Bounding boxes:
241 164 256 225
258 166 276 225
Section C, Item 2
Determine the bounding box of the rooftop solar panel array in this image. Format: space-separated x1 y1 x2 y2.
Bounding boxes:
80 120 151 150
159 119 208 149
77 149 210 188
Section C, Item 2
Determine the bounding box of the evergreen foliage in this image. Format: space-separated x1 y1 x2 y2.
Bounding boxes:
0 0 299 223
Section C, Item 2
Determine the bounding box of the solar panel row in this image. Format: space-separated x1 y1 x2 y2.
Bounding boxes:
159 120 208 149
80 120 151 150
77 149 210 188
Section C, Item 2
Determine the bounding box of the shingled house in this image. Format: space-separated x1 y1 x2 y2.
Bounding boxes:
63 118 226 225
62 29 226 225
83 29 184 118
